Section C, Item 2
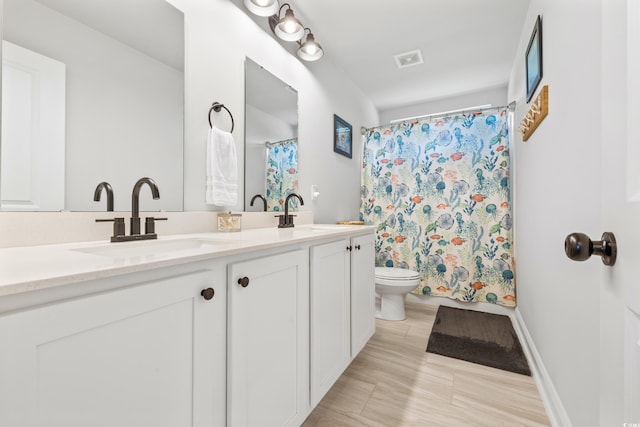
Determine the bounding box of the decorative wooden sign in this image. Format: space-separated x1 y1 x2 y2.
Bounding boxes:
519 85 548 142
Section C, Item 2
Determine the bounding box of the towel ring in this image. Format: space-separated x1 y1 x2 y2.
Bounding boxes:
208 102 235 133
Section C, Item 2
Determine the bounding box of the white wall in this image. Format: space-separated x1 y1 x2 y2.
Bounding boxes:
379 85 508 126
3 0 184 212
173 0 378 223
507 1 602 425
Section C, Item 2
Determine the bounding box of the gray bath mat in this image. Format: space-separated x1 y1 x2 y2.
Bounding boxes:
426 306 531 376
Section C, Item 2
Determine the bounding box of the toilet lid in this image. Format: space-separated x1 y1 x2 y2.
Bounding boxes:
375 267 420 281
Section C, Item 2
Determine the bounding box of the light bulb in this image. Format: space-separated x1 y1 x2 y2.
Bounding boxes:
297 33 323 61
284 21 297 33
244 0 279 17
274 8 304 41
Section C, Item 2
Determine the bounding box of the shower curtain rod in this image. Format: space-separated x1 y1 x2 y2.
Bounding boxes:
265 138 297 147
360 102 516 135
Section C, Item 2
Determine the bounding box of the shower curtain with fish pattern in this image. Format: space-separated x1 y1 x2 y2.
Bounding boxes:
360 107 516 306
266 138 299 211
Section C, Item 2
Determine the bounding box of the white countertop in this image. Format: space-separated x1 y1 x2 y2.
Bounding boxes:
0 224 373 297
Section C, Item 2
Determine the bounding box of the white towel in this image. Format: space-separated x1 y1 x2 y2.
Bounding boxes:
206 126 238 206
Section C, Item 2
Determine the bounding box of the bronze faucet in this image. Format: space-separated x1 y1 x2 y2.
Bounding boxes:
277 193 304 228
250 194 267 211
93 182 114 211
130 177 160 235
95 177 166 242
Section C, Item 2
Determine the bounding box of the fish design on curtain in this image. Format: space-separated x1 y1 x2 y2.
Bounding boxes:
266 139 299 211
360 108 516 306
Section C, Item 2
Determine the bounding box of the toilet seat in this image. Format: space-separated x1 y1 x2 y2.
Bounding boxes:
375 267 420 287
375 267 420 280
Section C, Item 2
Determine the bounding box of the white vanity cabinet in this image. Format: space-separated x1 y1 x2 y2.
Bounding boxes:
309 238 351 406
309 233 375 408
0 268 227 427
350 233 376 356
227 249 310 427
0 225 375 427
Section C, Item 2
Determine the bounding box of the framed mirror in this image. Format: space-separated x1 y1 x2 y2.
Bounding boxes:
1 0 184 212
244 58 298 212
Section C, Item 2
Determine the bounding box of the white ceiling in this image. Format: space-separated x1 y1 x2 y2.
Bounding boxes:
244 0 531 112
32 0 531 113
33 0 184 70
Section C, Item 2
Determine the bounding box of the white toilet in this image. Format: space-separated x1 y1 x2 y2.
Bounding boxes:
374 267 421 321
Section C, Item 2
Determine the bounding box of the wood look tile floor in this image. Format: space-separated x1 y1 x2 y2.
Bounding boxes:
303 302 551 427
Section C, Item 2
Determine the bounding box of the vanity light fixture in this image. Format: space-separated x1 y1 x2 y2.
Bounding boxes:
273 3 305 42
243 0 279 17
245 1 323 61
297 28 323 61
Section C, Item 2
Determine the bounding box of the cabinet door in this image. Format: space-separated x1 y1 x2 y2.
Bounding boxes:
351 233 376 357
228 249 309 427
310 239 351 407
0 269 226 427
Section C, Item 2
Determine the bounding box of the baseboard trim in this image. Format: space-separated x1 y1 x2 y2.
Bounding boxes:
406 293 514 316
511 308 573 427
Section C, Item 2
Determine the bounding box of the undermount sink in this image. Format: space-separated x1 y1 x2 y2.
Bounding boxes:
71 238 230 259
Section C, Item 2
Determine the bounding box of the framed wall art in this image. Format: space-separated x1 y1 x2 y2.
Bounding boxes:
333 114 352 158
525 15 543 103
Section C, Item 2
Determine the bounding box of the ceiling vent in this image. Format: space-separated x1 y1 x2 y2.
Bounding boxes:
394 49 424 69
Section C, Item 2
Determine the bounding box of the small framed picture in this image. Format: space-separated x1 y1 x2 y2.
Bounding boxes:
525 15 543 103
333 114 352 159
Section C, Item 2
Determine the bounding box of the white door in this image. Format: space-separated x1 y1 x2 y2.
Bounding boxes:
1 41 65 211
599 0 640 423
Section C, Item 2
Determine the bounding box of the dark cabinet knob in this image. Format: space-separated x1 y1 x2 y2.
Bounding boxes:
564 232 617 266
354 244 361 250
201 288 215 300
238 277 250 288
346 246 352 251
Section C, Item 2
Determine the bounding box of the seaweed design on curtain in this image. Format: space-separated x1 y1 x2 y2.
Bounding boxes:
360 108 516 306
266 139 299 211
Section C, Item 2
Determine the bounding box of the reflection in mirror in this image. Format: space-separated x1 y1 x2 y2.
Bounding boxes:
1 0 184 212
244 58 298 212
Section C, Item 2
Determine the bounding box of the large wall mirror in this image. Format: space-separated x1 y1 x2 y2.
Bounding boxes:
244 58 298 212
1 0 184 212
